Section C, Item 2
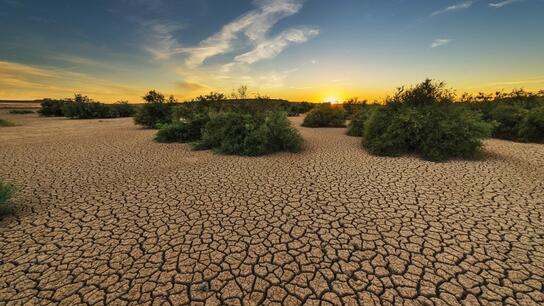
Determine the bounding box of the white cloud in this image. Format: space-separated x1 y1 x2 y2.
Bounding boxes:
489 0 524 8
235 27 319 64
431 38 454 48
430 1 473 16
144 0 318 67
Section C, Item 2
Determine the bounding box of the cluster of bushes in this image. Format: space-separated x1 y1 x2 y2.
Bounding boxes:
193 111 302 156
150 92 304 156
134 89 314 129
0 179 15 216
39 95 135 119
459 91 544 143
302 104 347 127
355 80 494 161
156 109 302 156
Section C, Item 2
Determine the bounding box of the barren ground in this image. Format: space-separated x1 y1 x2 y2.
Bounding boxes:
1 111 543 305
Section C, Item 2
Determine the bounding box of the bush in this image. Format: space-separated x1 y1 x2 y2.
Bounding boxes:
39 99 66 117
347 108 374 137
363 105 423 157
362 80 493 162
0 179 15 216
417 106 493 161
41 95 135 119
155 122 197 143
519 106 544 143
62 95 112 119
134 90 175 128
0 118 16 127
9 110 34 114
490 104 529 140
155 113 209 143
302 104 346 127
194 111 302 156
110 101 135 118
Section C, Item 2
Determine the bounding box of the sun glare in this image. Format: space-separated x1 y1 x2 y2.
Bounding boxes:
323 96 341 104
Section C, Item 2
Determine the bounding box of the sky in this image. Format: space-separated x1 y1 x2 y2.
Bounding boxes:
0 0 543 102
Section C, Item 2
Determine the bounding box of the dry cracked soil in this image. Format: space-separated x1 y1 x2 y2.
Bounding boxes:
0 111 543 306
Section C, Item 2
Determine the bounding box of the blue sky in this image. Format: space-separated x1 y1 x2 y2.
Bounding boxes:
1 0 543 102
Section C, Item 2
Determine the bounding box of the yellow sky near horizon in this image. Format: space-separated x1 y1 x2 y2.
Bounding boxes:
1 60 544 103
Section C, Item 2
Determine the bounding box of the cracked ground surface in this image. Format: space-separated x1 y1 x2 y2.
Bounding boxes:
1 111 544 306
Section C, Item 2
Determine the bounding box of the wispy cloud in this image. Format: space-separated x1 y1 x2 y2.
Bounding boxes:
489 0 524 8
145 0 318 67
488 77 544 86
431 1 473 16
431 38 454 48
235 27 319 64
144 21 185 60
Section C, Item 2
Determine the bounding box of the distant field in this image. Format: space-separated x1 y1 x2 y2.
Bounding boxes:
0 100 42 110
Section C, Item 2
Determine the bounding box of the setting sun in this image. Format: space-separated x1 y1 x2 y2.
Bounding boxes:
323 96 342 104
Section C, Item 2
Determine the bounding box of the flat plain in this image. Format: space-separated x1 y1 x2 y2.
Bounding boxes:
1 110 543 305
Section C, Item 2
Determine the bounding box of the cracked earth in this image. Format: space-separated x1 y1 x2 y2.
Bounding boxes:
1 111 543 305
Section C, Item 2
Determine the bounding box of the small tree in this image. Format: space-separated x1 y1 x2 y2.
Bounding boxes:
143 90 166 103
134 90 175 128
237 85 248 100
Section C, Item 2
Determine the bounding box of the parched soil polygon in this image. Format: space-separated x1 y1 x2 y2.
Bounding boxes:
1 112 543 305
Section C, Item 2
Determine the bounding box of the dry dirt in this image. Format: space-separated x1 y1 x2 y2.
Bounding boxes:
1 111 543 305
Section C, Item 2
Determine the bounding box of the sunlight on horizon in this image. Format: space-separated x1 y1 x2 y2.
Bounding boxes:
0 0 543 102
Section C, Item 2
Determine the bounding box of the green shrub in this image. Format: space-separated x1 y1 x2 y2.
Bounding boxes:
194 111 302 156
302 104 346 127
0 118 16 127
519 106 544 143
363 105 423 157
155 122 196 143
39 99 66 117
490 104 529 140
155 113 209 143
110 101 135 118
40 96 134 119
347 108 374 137
362 80 493 162
417 106 493 161
343 98 368 117
0 179 15 216
9 109 34 114
134 90 175 128
62 95 111 119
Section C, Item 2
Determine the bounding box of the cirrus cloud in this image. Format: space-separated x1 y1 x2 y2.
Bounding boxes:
145 0 318 68
430 1 473 16
431 38 454 48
